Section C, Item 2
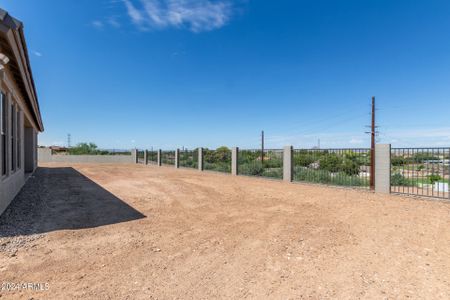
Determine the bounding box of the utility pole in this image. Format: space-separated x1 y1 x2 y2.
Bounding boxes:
67 134 71 148
370 97 376 190
261 130 265 166
318 138 321 149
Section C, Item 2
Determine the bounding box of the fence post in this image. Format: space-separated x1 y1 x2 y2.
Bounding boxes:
198 148 203 171
144 150 148 165
283 146 293 182
375 144 391 194
175 149 180 168
157 149 162 166
132 149 138 164
232 147 239 176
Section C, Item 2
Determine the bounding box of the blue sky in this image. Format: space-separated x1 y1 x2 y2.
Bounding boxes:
1 0 450 149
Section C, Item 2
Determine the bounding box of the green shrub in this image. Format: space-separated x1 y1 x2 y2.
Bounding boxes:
391 156 407 166
204 162 231 173
319 154 343 173
293 168 368 187
391 173 414 186
294 154 315 167
239 163 264 176
428 174 442 184
341 159 360 176
262 168 283 179
264 158 282 168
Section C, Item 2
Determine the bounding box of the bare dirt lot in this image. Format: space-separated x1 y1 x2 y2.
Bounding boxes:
1 163 450 299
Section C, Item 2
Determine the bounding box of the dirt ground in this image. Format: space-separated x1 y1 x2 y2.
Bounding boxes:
1 163 450 299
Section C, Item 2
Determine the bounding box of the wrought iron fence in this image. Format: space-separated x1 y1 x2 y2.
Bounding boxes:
391 148 450 199
292 148 371 188
203 148 232 173
161 150 175 166
238 149 283 179
137 150 145 164
148 150 158 164
179 149 198 169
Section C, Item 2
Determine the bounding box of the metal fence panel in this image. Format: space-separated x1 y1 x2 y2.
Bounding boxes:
238 149 283 179
147 150 158 164
292 148 371 188
391 148 450 199
161 150 175 166
179 149 199 169
137 150 145 164
203 148 232 173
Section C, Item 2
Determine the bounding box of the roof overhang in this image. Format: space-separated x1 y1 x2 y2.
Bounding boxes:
0 8 44 132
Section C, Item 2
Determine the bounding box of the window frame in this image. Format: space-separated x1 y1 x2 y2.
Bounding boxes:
10 101 16 173
1 91 7 177
16 108 21 170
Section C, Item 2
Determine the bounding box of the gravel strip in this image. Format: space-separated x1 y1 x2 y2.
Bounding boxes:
0 169 48 255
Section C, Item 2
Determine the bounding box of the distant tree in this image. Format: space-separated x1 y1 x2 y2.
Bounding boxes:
69 142 101 155
204 146 231 163
391 156 407 166
412 153 439 163
428 174 442 184
341 159 360 176
294 153 315 167
319 154 342 173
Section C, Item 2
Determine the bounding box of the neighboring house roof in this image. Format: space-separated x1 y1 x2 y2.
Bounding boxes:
0 8 44 132
49 146 68 151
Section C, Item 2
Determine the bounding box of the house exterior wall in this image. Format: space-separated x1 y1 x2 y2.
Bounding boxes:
0 69 34 216
0 9 44 216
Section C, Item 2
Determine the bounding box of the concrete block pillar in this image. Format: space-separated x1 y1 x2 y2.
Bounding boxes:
131 149 138 164
232 147 239 176
198 148 203 171
144 150 148 165
283 146 293 182
375 144 391 194
157 149 162 166
175 149 180 168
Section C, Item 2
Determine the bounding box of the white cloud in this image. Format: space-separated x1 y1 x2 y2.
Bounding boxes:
30 50 43 57
107 17 122 28
123 0 233 32
92 20 105 29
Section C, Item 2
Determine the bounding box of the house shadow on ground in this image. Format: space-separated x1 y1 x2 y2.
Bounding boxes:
0 167 146 237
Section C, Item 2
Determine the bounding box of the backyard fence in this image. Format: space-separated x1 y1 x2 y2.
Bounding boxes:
203 148 232 173
161 151 176 166
293 148 371 188
238 149 284 179
147 150 158 164
179 149 199 169
137 150 145 164
391 148 450 199
135 144 450 200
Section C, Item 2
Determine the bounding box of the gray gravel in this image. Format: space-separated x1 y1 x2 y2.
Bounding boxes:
0 169 48 255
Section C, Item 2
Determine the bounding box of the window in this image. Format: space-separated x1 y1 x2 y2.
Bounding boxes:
10 103 15 172
17 109 21 169
1 92 6 176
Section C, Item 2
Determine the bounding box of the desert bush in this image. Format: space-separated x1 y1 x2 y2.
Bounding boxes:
294 153 315 167
262 168 283 179
239 162 264 176
391 173 414 186
319 154 343 173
